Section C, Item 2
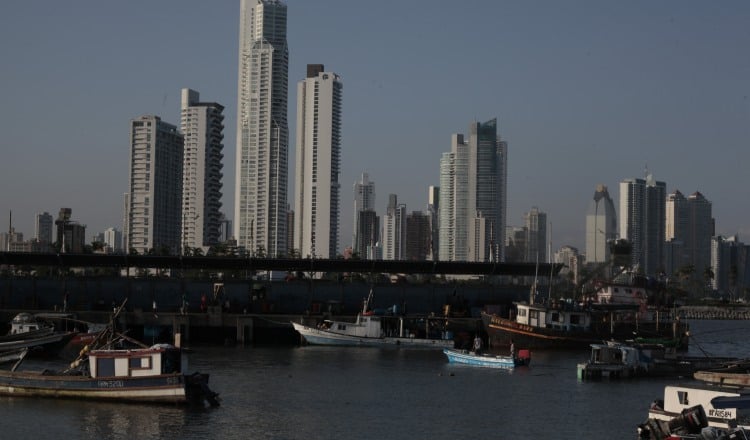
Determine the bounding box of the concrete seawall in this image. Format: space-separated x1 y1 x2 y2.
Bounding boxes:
678 306 750 320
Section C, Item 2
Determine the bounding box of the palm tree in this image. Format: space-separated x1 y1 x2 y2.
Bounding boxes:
702 266 715 296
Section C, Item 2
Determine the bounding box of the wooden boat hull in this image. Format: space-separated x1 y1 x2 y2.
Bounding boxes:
443 348 528 369
291 322 454 348
0 331 76 354
481 312 688 351
0 370 215 405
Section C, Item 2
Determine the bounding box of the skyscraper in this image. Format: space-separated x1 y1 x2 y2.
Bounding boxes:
293 64 342 259
439 119 507 262
619 173 666 275
382 194 406 260
524 207 547 263
427 186 439 261
406 211 432 261
585 184 617 264
103 227 123 253
353 173 375 256
666 190 714 277
235 0 289 257
35 212 53 245
126 115 183 254
180 88 225 253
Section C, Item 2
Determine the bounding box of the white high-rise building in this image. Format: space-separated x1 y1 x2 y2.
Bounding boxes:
619 173 666 275
103 227 123 253
35 212 53 244
126 115 183 254
439 119 507 262
235 0 289 257
353 173 376 255
293 64 342 259
180 88 225 254
585 184 617 264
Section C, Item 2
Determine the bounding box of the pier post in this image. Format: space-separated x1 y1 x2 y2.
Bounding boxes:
237 316 254 344
173 315 190 342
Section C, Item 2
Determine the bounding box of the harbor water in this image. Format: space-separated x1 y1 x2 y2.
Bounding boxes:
3 319 748 439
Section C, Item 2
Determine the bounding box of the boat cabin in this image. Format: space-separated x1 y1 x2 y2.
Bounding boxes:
323 314 383 339
513 303 592 332
88 344 183 379
9 313 51 335
649 384 750 430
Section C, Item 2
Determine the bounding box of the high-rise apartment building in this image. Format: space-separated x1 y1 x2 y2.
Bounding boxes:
356 210 379 259
524 207 547 263
180 88 225 254
103 227 123 253
293 64 342 259
235 0 289 257
439 119 507 262
353 173 376 256
619 173 666 275
666 190 714 277
427 186 439 261
406 211 432 261
126 115 183 254
585 184 617 264
382 194 406 260
711 235 743 294
35 212 53 245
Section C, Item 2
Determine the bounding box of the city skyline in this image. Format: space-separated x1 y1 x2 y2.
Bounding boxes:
1 1 749 254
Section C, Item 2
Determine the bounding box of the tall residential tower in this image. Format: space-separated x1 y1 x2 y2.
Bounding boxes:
619 173 666 275
439 119 507 262
180 88 225 253
293 64 343 258
235 0 289 256
125 115 183 254
353 173 376 256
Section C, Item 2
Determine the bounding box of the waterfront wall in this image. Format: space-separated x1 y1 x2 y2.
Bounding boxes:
0 277 530 316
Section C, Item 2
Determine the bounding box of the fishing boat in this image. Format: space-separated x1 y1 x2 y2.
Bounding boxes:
0 313 75 355
638 383 750 438
693 361 750 386
482 270 689 350
0 301 219 407
443 348 530 369
577 341 736 381
291 290 455 349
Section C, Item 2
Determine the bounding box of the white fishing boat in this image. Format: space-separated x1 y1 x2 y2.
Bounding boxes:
638 383 750 439
291 290 455 349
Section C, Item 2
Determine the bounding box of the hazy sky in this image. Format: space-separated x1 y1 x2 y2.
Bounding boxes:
1 0 748 253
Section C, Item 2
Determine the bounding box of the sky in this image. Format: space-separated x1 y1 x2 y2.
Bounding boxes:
1 0 749 254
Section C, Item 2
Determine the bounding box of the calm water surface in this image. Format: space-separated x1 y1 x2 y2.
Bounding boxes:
4 319 748 439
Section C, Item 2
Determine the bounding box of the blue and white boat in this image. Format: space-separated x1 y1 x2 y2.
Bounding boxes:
443 348 531 369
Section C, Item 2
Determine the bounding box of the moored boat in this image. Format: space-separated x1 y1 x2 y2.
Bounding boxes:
291 316 454 348
577 341 737 381
0 344 219 406
638 383 750 438
0 300 219 407
0 313 75 356
482 270 689 351
291 289 455 349
443 348 530 369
